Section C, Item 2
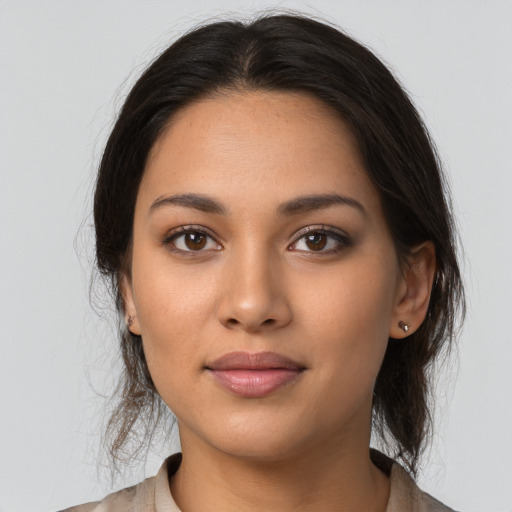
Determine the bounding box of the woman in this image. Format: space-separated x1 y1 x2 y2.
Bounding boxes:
63 13 464 512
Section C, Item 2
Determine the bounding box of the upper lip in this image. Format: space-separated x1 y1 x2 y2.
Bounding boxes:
206 351 305 371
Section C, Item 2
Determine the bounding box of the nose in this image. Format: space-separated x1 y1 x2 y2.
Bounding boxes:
216 246 292 333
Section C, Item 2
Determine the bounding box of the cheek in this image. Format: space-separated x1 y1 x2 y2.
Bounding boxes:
130 251 218 387
301 256 398 386
292 266 395 433
305 255 397 336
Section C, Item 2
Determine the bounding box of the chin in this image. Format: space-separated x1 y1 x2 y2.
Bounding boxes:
198 415 318 463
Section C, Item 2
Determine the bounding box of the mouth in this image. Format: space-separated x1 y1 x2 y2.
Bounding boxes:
205 351 306 398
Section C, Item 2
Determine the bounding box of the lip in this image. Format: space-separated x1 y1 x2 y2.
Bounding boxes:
205 351 306 398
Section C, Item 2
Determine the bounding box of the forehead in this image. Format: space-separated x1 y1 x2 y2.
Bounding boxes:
140 90 381 214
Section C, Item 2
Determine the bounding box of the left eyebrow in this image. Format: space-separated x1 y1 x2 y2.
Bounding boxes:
277 193 366 217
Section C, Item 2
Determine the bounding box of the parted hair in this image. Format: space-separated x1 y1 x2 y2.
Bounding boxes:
94 13 465 476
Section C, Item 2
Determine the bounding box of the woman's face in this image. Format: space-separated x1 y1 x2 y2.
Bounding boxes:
124 91 409 461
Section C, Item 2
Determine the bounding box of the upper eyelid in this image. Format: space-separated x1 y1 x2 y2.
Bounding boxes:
291 224 348 239
165 224 347 238
162 225 222 249
165 225 218 239
163 224 349 250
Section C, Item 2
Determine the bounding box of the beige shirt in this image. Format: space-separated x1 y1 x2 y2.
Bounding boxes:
60 451 457 512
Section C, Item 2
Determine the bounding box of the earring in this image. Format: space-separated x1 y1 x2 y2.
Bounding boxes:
398 320 410 333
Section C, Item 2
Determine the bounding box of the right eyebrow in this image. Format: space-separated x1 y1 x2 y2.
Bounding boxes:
277 193 365 217
149 193 226 216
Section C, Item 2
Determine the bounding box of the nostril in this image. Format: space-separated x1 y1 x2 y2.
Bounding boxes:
225 317 276 328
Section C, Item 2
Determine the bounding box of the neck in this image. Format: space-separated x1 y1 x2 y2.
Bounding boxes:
170 428 390 512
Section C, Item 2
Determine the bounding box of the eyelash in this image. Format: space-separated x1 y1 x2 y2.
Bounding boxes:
162 225 220 255
162 225 350 255
288 225 350 254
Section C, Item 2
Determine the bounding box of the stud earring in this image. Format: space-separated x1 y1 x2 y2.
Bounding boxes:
398 320 410 333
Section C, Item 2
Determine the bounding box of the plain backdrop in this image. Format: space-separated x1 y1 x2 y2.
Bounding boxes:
1 1 511 511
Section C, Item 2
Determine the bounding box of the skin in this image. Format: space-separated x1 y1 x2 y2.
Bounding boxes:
122 91 436 512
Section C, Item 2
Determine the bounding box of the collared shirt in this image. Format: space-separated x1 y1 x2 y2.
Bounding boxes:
60 451 457 512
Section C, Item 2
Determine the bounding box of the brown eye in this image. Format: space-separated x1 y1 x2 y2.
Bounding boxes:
289 228 350 253
165 228 222 253
305 233 327 251
184 232 207 250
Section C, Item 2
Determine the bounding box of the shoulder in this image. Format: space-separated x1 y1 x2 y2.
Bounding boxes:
58 476 157 512
388 460 458 511
370 449 458 512
58 453 182 512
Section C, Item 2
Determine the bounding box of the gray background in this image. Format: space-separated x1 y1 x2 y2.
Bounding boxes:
1 1 511 511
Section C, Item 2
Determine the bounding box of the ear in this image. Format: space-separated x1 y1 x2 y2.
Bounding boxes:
120 274 141 336
389 241 436 339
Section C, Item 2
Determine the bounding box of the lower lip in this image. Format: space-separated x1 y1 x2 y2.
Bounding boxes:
208 369 303 398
